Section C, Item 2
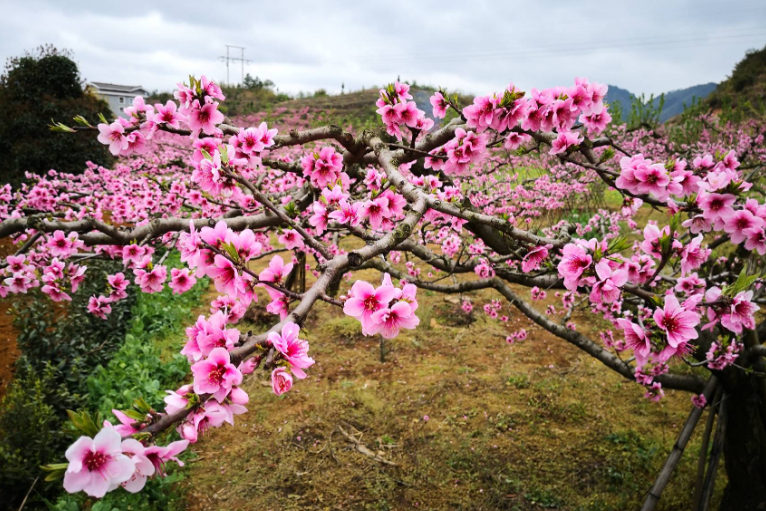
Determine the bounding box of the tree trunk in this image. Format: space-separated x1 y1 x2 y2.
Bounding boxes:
718 373 766 511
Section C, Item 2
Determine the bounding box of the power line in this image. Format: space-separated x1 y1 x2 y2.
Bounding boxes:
244 29 766 67
219 45 250 86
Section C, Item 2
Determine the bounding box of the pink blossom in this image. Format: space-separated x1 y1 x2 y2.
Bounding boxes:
359 196 391 230
118 438 155 493
133 265 167 294
268 322 315 379
207 255 243 297
278 229 305 250
343 280 397 334
720 290 758 334
97 122 128 155
301 147 343 188
557 243 592 291
590 260 628 304
698 192 736 229
680 235 710 275
164 385 193 415
111 409 145 437
369 301 420 339
169 268 197 294
653 294 699 347
522 245 550 273
63 427 135 498
259 255 293 286
430 91 448 118
744 227 766 255
328 200 362 226
190 347 243 402
616 319 651 367
152 101 182 129
88 295 112 319
271 367 293 396
723 209 764 245
549 131 583 155
691 394 707 409
187 100 224 135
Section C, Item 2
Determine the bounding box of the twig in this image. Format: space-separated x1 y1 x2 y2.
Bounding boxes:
17 476 38 511
337 425 397 466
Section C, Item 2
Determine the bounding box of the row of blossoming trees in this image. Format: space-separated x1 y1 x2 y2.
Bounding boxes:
2 74 764 509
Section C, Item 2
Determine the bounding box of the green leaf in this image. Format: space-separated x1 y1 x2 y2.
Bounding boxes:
133 396 152 414
48 120 75 133
599 147 615 164
72 115 93 128
724 268 759 296
66 409 100 437
122 409 146 421
607 235 631 254
220 241 241 263
41 463 68 481
97 112 109 125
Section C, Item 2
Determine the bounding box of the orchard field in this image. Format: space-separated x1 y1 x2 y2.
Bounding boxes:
1 41 766 511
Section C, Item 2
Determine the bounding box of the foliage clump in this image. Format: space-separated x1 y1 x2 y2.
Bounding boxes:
0 45 114 186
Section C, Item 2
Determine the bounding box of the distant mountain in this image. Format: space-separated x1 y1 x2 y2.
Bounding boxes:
650 83 717 122
603 85 636 122
605 82 717 123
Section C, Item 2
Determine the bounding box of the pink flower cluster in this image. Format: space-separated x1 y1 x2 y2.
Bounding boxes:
63 424 188 497
376 81 434 139
425 128 488 176
343 274 419 338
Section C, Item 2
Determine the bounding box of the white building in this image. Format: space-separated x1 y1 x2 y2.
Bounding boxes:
86 82 149 119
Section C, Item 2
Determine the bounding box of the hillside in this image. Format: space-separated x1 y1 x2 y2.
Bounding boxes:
707 44 766 115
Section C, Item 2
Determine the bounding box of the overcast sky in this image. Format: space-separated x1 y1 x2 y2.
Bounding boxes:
1 0 765 97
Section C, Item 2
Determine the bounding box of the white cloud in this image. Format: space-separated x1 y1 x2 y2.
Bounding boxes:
0 0 764 96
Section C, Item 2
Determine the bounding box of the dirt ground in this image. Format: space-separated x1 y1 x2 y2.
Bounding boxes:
179 255 721 511
0 238 20 397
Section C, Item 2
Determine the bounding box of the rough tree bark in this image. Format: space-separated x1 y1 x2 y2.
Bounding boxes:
719 370 766 511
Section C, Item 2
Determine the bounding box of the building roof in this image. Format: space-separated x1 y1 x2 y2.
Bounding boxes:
87 82 148 94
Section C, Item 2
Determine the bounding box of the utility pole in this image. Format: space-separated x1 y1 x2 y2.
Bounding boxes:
218 45 249 86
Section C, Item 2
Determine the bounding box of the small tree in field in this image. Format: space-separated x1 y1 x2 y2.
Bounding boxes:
0 45 113 186
0 73 764 510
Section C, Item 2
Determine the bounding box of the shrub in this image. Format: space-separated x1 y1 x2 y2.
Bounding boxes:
0 366 69 509
0 45 114 187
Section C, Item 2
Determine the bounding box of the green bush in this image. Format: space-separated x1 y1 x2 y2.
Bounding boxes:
0 366 67 508
13 261 135 414
86 270 208 414
0 45 114 187
0 253 206 510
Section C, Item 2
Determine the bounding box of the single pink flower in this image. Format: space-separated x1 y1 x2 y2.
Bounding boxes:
190 347 243 402
187 100 224 135
271 367 293 396
343 280 398 334
97 121 128 155
369 301 420 339
268 322 315 379
548 131 583 155
63 428 135 498
653 294 699 347
557 243 592 291
169 267 197 294
120 438 155 493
